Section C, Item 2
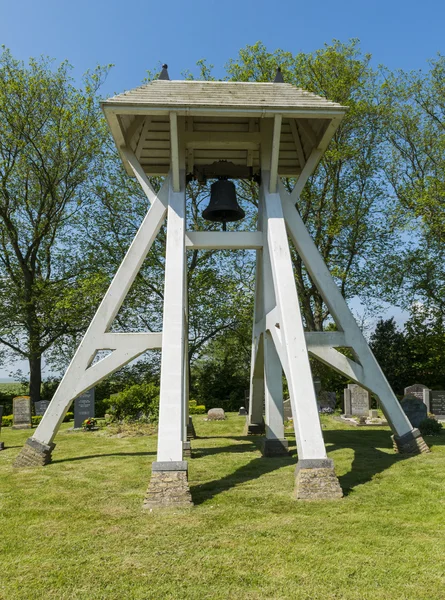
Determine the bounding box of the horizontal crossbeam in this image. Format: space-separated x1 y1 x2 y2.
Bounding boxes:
185 231 263 249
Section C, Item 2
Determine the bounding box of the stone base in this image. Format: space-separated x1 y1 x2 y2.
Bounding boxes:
13 438 55 468
392 428 430 454
12 424 32 430
244 418 265 435
187 417 197 440
261 438 289 457
143 461 193 509
295 459 343 500
183 441 192 458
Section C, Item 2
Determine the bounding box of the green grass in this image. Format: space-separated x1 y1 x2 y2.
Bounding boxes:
1 414 444 599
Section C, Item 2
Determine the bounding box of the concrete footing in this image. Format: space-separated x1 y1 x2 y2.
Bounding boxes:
183 441 192 458
244 418 265 435
143 461 193 509
261 438 289 457
392 428 430 454
187 417 197 440
13 438 55 468
294 459 343 500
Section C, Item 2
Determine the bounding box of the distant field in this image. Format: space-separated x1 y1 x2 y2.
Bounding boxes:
0 382 28 396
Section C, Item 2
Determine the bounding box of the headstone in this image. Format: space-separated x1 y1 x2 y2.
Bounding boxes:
238 406 247 416
74 388 95 428
207 408 225 421
318 391 336 411
12 396 32 429
404 383 428 401
34 400 50 416
401 396 427 427
344 388 352 416
283 399 292 420
369 409 379 419
313 378 322 396
429 391 445 419
348 384 370 417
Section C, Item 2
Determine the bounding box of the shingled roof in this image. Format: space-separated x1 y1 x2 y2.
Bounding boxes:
103 80 345 113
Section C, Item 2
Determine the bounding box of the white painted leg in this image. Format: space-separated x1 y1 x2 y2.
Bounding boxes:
262 331 288 456
14 173 169 468
279 181 427 453
261 171 342 497
156 173 186 463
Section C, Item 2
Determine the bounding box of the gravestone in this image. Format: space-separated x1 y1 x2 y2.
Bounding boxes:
369 409 379 419
0 405 4 450
343 388 352 416
404 383 428 401
207 408 225 421
401 396 427 427
34 400 50 417
429 391 445 419
319 391 336 411
74 388 95 428
12 396 32 429
347 384 370 417
283 399 292 421
238 406 247 416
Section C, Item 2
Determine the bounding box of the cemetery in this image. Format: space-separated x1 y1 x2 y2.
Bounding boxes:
1 11 445 600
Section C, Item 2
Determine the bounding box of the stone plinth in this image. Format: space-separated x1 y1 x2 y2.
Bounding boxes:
261 438 289 457
294 459 343 500
244 418 265 435
392 428 430 454
143 461 193 509
13 438 55 468
183 441 192 458
187 416 197 439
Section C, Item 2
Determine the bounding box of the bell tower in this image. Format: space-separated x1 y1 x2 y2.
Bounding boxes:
13 65 429 504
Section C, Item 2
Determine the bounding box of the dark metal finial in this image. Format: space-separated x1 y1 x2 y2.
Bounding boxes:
159 64 170 81
273 66 284 83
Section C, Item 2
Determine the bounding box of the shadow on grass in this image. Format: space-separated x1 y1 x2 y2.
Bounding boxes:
52 451 155 464
191 428 436 503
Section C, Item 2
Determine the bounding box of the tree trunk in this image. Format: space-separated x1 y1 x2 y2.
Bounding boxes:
29 355 41 404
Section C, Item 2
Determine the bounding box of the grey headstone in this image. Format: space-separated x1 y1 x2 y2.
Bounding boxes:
404 383 428 401
313 378 322 396
348 384 370 417
344 388 352 416
319 391 336 410
34 400 50 416
207 408 225 420
12 396 32 429
369 409 379 419
401 396 428 427
238 406 247 416
429 391 445 418
283 399 292 420
74 388 95 428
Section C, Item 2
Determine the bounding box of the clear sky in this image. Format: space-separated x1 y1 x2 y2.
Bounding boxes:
1 0 444 96
0 0 443 379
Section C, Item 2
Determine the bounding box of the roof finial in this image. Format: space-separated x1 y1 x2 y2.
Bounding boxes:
159 64 170 81
273 66 284 83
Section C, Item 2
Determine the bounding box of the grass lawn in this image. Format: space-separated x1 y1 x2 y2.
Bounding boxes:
1 414 444 600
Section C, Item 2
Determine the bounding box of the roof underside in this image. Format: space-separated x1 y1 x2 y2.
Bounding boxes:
102 80 347 178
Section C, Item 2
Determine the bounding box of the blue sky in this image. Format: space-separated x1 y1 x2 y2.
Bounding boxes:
0 0 443 379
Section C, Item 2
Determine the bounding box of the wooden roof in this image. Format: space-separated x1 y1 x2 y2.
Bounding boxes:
101 80 347 179
103 80 345 113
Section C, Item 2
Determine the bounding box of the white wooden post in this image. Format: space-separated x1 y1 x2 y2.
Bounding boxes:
156 172 186 462
262 331 288 456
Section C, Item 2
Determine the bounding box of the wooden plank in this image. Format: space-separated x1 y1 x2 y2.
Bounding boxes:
289 119 306 169
269 114 282 193
169 112 180 192
298 119 317 147
135 117 151 159
185 231 263 249
124 116 145 148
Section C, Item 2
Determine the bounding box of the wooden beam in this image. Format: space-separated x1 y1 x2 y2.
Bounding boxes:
297 119 317 147
122 147 158 205
135 117 152 160
269 114 282 193
185 231 263 250
170 112 180 192
289 119 306 170
124 116 145 148
305 331 346 348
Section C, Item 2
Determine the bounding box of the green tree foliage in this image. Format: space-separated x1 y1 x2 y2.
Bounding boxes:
369 318 409 395
0 48 111 402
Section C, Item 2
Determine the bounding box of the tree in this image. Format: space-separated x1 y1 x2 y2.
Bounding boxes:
369 318 409 395
0 48 110 402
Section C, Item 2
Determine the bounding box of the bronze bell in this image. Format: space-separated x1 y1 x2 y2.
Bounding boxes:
202 179 245 227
